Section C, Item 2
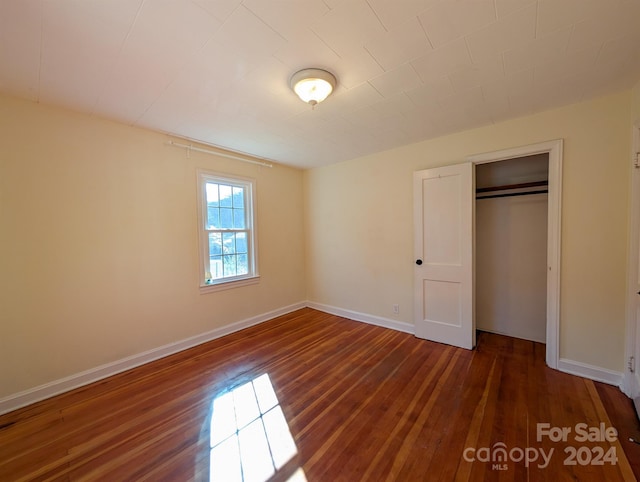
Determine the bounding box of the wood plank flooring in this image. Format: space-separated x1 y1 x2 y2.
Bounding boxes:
0 308 638 481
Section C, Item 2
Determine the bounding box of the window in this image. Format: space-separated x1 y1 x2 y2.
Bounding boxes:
198 171 258 290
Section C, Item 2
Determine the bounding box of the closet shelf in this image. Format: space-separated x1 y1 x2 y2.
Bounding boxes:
476 180 548 193
476 180 548 200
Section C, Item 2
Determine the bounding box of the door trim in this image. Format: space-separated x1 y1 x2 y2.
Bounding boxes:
467 139 563 369
623 122 640 400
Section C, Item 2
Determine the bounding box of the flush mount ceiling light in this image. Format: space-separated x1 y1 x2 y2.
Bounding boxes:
290 68 336 107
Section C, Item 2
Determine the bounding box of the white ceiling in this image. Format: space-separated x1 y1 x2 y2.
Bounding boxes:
1 0 639 169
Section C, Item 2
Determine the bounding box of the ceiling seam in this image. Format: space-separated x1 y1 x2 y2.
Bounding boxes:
364 0 389 33
308 28 343 60
133 1 231 127
241 4 287 43
91 0 147 116
416 14 434 51
363 46 385 73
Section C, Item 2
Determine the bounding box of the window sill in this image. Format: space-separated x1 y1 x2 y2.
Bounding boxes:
199 275 260 294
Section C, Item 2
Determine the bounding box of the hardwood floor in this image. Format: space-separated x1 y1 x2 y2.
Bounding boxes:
0 307 638 481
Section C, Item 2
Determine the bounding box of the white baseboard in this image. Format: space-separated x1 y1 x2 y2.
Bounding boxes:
306 301 415 335
308 303 626 390
2 301 627 415
0 301 306 416
557 358 624 388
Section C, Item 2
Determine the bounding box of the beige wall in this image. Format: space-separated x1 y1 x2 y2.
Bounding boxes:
305 90 631 372
0 87 635 401
0 95 306 399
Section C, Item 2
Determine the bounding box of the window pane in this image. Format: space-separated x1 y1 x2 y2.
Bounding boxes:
206 183 219 207
233 209 245 229
199 172 256 286
232 187 244 208
222 232 236 254
237 254 248 275
220 208 233 228
236 232 247 253
219 185 233 207
223 255 237 276
208 207 220 229
209 233 222 256
209 256 223 280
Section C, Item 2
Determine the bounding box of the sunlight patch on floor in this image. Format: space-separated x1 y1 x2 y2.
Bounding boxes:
209 373 305 482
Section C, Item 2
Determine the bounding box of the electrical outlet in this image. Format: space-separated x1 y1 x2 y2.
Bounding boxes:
392 304 400 314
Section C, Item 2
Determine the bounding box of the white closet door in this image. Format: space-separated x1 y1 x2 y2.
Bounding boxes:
413 163 475 349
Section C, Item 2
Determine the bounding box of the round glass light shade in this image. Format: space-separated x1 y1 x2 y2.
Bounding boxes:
290 69 336 106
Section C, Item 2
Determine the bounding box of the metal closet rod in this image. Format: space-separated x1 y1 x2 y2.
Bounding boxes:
166 139 274 168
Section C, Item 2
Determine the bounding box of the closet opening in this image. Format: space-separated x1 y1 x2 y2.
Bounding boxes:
475 154 550 343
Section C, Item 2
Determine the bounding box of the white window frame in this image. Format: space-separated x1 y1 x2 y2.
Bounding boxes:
197 169 259 292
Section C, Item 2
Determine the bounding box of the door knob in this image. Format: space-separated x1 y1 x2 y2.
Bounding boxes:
416 259 423 265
